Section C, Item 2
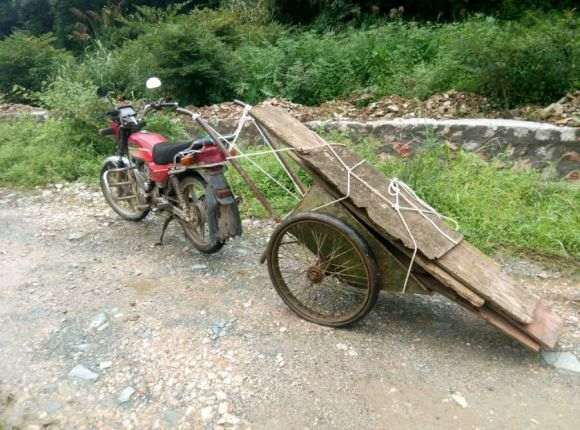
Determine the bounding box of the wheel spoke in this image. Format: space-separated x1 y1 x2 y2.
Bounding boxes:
271 217 376 326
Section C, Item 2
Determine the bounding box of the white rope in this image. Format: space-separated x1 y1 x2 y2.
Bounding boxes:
310 159 366 211
387 178 459 293
251 117 305 197
201 112 302 201
307 142 460 293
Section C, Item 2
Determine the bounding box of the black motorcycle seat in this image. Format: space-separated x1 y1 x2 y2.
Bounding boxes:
152 137 213 165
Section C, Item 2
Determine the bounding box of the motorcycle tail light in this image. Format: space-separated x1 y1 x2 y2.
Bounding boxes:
216 189 232 199
180 154 195 166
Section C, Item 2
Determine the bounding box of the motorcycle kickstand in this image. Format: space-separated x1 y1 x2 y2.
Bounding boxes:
156 214 175 246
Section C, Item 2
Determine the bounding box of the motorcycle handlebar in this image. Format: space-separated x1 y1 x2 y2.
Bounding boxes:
99 127 114 136
143 101 178 115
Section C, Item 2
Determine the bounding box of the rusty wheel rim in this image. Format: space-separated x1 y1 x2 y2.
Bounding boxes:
270 218 374 325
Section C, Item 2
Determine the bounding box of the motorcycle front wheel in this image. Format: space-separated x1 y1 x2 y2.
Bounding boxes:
100 160 150 221
178 175 224 254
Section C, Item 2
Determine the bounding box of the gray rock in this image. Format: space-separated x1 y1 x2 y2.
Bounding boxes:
210 321 229 339
192 263 208 271
117 386 136 404
45 400 63 414
68 364 99 381
99 361 113 370
542 351 580 373
88 313 107 330
67 232 84 241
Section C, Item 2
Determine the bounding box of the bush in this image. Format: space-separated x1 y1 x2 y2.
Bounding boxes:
236 11 579 107
0 32 70 102
0 118 105 186
236 22 441 105
238 30 362 104
78 8 280 105
40 70 108 126
423 13 580 107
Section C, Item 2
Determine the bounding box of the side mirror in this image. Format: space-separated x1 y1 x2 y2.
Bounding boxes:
146 77 162 90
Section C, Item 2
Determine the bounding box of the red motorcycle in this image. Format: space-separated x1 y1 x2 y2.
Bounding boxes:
98 78 241 254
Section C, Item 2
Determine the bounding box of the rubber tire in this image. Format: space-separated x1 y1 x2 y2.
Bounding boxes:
178 175 225 254
100 160 149 222
266 212 379 327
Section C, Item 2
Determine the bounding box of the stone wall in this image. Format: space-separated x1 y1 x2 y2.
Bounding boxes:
2 108 578 180
306 118 580 181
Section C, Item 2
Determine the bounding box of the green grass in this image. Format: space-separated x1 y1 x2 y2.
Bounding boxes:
226 149 312 217
229 138 579 261
0 118 106 186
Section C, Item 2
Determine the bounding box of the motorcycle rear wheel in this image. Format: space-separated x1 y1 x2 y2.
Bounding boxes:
178 175 224 254
100 161 150 221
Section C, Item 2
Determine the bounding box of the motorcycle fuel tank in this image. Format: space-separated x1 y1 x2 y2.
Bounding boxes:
128 131 167 162
128 131 171 183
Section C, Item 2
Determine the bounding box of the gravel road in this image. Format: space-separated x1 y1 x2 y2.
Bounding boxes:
1 184 579 430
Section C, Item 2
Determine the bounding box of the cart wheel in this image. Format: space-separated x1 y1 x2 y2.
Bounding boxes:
267 212 379 327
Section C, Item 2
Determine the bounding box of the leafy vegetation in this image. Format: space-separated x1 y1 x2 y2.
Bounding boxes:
0 32 70 102
237 12 579 107
1 5 576 108
0 118 104 186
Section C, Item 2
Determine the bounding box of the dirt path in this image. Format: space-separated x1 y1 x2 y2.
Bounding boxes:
1 185 579 430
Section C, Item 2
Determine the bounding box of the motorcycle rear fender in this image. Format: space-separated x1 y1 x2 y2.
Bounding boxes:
203 184 220 244
196 170 242 239
202 171 236 205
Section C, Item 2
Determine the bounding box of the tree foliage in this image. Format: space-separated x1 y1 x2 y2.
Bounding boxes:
0 31 70 102
265 0 578 24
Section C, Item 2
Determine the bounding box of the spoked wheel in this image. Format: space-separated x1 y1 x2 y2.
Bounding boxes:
267 212 379 327
100 160 149 221
178 175 224 254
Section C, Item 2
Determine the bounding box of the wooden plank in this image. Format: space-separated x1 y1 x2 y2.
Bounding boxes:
479 308 541 352
251 106 463 259
415 255 485 308
436 242 537 324
251 106 327 152
251 106 457 258
297 145 463 259
517 301 562 350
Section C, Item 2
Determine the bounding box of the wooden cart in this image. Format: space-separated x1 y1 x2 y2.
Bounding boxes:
227 105 562 352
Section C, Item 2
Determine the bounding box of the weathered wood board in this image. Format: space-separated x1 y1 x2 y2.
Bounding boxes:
252 106 463 260
251 105 563 350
